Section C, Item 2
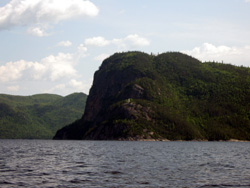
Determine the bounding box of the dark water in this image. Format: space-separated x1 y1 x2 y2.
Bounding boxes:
0 140 249 188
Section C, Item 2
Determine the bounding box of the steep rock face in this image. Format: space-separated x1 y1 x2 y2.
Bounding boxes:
83 54 149 122
54 51 250 141
54 52 155 140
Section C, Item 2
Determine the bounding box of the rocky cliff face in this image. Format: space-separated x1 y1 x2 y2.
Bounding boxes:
83 60 144 122
54 52 155 140
54 51 250 141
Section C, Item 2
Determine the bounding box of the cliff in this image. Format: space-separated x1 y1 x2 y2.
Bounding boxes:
54 52 250 141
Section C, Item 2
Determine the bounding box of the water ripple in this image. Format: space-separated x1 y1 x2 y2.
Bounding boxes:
0 140 249 188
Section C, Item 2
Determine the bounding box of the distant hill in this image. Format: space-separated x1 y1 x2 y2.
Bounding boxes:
54 52 250 141
0 93 87 139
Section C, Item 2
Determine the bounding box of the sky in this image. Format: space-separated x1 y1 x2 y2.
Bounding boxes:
0 0 250 96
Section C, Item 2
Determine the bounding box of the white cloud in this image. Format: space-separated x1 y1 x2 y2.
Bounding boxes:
7 85 20 92
46 79 92 95
45 84 66 94
85 36 110 47
84 34 150 49
68 79 92 94
124 34 150 47
245 0 250 2
41 53 77 81
0 0 99 32
77 44 88 53
57 40 72 47
69 79 87 90
77 44 88 59
0 60 39 82
111 34 150 50
27 25 49 37
94 53 110 62
0 52 79 83
183 43 250 66
0 43 91 95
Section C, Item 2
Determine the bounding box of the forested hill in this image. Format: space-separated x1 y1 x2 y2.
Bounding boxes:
54 52 250 141
0 93 87 139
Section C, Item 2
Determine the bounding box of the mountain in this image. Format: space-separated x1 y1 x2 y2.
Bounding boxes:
0 93 87 139
54 52 250 141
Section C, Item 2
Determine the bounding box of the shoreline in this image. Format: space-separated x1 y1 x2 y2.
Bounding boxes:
1 138 249 142
119 138 250 142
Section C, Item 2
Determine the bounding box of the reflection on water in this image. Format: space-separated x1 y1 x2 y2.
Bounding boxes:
0 140 249 188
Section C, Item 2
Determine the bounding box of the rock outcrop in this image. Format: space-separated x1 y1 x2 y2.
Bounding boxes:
54 51 250 141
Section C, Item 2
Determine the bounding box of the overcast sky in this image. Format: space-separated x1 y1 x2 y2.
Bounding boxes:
1 0 250 96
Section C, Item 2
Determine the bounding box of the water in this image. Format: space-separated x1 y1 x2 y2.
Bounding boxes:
0 140 249 188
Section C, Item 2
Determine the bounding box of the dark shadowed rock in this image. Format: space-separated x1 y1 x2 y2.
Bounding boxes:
54 51 250 141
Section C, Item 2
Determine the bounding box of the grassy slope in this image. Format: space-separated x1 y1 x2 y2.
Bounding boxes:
125 52 250 140
0 93 87 139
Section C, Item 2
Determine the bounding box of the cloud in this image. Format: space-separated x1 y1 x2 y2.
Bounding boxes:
0 0 99 31
84 34 150 49
0 60 40 82
68 79 92 94
85 37 110 47
45 84 66 93
7 85 20 92
245 0 250 2
111 34 150 49
77 44 88 53
0 42 91 95
41 53 77 81
124 34 150 47
182 43 250 66
69 79 88 90
57 40 72 47
46 79 92 94
94 53 110 62
77 44 88 59
27 25 49 37
0 52 79 83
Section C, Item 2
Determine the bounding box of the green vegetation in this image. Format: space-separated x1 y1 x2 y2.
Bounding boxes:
0 93 87 139
54 52 250 141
